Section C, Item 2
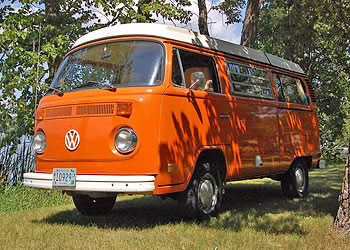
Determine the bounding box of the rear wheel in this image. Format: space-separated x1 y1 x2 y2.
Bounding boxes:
72 194 117 215
180 162 223 220
281 160 309 198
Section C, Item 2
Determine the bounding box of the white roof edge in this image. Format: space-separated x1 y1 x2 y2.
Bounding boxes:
72 23 305 75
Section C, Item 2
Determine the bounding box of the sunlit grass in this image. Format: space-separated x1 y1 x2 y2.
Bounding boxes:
0 164 349 249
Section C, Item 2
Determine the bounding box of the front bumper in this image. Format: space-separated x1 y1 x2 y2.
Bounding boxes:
23 173 155 193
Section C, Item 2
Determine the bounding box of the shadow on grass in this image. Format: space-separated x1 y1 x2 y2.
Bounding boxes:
207 165 344 234
34 165 345 235
35 195 185 229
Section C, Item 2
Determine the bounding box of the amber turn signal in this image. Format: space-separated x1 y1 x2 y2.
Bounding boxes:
36 109 45 121
116 102 132 117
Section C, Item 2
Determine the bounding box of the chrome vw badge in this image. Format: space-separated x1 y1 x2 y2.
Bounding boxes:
65 129 80 151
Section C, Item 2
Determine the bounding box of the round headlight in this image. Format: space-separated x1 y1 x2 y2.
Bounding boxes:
32 131 46 154
115 128 137 154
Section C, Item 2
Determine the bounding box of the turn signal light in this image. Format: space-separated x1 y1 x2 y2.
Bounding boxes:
116 102 132 117
36 109 45 121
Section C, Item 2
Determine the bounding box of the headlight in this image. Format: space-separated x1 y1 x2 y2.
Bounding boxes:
114 128 137 154
32 131 46 154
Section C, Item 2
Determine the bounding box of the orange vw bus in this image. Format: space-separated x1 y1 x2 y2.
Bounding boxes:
24 23 320 218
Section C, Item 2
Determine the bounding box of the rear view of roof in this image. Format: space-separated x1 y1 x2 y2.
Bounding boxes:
72 23 305 75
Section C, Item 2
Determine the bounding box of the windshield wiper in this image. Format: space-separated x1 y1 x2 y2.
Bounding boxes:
48 87 64 97
73 81 117 92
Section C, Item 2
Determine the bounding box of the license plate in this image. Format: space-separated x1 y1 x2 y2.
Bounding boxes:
52 168 76 188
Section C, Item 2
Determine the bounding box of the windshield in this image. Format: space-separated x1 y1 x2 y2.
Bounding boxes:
50 40 164 93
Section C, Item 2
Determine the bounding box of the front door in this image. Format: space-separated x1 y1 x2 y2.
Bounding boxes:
157 46 231 186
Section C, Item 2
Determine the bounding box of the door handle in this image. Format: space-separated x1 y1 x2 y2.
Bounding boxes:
220 114 231 119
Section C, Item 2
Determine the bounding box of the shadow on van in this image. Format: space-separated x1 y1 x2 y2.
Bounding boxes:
34 165 343 234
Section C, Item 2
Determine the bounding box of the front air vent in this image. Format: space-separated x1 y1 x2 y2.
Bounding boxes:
76 104 115 116
44 103 116 119
45 107 72 118
305 79 317 104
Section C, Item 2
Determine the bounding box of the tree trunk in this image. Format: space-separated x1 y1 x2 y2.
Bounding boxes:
45 0 62 84
198 0 209 36
241 0 261 48
334 139 350 236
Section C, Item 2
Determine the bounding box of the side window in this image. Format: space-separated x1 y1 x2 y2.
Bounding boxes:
226 61 274 99
172 48 220 92
273 73 309 105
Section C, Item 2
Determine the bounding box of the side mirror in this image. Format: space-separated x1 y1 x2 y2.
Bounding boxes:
188 72 205 92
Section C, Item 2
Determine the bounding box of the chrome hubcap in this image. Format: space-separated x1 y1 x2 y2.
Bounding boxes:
198 173 217 214
295 167 305 193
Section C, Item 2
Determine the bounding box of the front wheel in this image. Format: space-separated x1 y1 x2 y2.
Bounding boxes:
72 194 117 215
281 160 309 198
180 162 223 220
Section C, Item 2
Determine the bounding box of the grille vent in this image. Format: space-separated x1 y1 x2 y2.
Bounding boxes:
305 79 317 103
76 104 115 116
45 107 72 118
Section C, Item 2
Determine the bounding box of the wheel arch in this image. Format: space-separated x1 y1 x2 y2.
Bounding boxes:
193 148 227 183
291 156 312 169
274 156 312 181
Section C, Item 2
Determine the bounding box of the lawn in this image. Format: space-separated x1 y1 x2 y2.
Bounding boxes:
0 164 349 250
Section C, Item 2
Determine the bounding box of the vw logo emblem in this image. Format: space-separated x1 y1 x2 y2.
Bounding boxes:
65 129 80 151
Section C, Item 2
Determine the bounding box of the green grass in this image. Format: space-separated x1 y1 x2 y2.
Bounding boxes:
0 164 350 249
0 184 71 213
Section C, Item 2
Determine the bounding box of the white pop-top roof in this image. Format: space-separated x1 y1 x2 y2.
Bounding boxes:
72 23 305 74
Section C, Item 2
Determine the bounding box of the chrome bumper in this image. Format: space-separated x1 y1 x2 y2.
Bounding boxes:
23 173 155 193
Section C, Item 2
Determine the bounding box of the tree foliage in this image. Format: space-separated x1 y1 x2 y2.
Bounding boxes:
213 0 245 25
93 0 191 24
257 0 350 158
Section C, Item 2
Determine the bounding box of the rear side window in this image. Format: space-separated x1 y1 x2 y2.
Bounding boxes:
273 73 309 105
172 48 220 93
226 61 273 99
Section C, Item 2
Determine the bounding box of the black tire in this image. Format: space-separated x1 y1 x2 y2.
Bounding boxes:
281 160 309 198
180 162 223 220
72 194 117 215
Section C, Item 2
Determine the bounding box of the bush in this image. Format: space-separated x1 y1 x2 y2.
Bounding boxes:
321 141 348 163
